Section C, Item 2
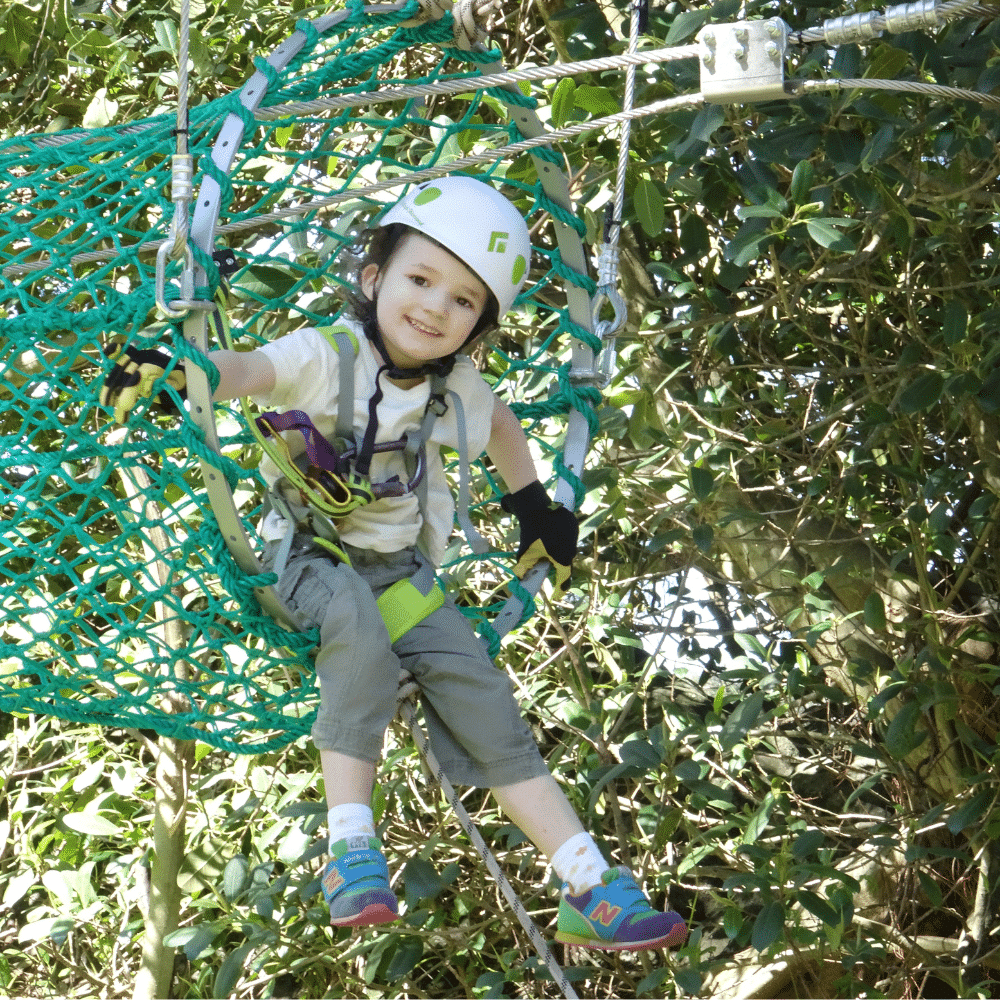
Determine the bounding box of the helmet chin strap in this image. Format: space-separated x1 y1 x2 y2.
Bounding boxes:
361 301 458 381
354 309 456 480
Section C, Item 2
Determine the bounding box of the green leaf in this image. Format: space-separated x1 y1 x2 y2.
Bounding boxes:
720 691 765 752
619 739 662 769
797 889 841 926
946 788 995 834
573 85 619 117
689 464 714 501
674 968 703 996
805 219 855 251
386 937 423 981
884 701 926 759
899 371 945 413
214 942 252 1000
743 791 776 845
63 812 121 837
789 160 814 203
713 684 726 715
692 523 713 553
725 222 771 267
636 968 673 997
634 179 665 237
917 870 943 908
864 593 887 631
751 900 785 951
738 203 784 219
665 8 711 43
403 858 445 907
222 855 250 901
942 301 968 346
164 923 220 961
723 906 744 938
18 917 75 946
551 77 576 129
792 829 826 859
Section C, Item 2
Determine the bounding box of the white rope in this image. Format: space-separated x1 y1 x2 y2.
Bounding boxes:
396 677 580 1000
156 0 199 318
398 0 500 49
4 94 702 278
590 0 642 387
792 76 1000 107
253 44 701 121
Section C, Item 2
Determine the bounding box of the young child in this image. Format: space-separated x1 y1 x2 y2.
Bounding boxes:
102 176 686 951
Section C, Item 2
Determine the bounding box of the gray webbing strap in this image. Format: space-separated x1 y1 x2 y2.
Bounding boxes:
322 326 358 443
446 387 489 554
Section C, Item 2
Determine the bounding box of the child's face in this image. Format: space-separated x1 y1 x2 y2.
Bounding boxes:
361 232 488 370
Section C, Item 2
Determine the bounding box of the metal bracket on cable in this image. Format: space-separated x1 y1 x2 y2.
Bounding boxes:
698 18 791 104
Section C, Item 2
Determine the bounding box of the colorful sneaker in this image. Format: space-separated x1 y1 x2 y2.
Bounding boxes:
555 867 687 950
321 835 398 927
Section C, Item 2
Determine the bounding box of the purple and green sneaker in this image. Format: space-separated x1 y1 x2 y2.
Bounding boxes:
555 867 687 950
321 836 398 928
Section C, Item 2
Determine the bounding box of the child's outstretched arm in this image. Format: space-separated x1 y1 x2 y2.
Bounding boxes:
210 349 276 402
486 396 537 494
488 397 578 593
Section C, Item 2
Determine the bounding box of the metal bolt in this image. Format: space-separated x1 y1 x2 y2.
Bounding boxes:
702 29 715 45
703 51 715 67
767 19 783 38
765 40 780 58
734 27 748 42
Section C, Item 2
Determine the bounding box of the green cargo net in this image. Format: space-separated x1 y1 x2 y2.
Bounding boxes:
0 1 599 753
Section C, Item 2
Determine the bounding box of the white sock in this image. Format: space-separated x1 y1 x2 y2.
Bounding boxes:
327 803 376 852
551 832 608 895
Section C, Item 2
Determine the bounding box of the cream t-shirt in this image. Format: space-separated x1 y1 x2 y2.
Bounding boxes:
253 322 495 565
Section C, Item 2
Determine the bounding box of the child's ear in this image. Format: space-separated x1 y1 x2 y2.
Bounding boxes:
360 263 380 300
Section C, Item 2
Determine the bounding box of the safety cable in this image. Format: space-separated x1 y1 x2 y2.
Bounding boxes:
398 678 581 1000
5 94 704 279
590 0 642 389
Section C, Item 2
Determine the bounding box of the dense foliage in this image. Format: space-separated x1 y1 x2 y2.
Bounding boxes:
3 0 1000 998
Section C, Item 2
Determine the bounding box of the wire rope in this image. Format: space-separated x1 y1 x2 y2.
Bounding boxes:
253 43 701 120
4 94 704 278
792 76 1000 106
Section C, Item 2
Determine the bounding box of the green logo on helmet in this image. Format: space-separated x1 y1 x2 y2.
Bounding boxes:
511 255 526 286
488 231 508 253
414 187 443 206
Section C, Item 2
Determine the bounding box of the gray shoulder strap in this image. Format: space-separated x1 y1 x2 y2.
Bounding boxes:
316 325 358 442
412 372 488 555
445 387 489 555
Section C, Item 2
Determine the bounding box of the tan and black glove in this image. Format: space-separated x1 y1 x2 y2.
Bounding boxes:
99 344 186 423
501 480 578 594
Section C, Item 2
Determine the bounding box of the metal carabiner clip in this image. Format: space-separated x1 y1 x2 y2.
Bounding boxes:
155 239 218 320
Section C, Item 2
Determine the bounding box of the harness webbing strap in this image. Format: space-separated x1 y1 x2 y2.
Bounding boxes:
329 328 358 443
377 565 445 643
446 388 489 555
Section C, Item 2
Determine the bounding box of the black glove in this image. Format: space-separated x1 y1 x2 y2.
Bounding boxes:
99 343 186 423
501 480 578 593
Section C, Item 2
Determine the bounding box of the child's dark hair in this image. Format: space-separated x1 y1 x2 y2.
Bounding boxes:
347 223 500 347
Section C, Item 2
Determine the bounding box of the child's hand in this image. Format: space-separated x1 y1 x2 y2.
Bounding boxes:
99 343 186 423
501 481 578 594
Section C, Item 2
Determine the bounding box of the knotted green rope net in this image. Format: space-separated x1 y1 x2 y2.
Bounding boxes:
0 1 600 752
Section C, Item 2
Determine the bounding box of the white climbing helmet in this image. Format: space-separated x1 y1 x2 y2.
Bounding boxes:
379 175 530 316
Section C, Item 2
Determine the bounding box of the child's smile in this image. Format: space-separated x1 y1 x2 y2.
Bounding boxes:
362 232 488 371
